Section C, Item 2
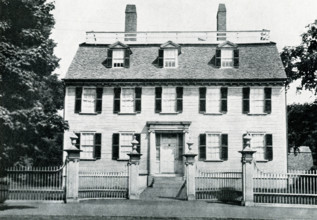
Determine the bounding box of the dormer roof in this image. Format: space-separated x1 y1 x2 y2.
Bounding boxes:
217 41 238 48
160 41 181 54
109 41 132 54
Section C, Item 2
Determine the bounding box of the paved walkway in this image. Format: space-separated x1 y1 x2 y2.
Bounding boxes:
0 199 317 219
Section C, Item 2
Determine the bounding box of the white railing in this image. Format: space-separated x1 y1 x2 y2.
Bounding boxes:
1 166 64 201
195 170 242 202
85 30 270 44
254 167 317 205
78 169 128 199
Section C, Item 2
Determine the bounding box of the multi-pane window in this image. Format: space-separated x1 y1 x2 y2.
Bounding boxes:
206 88 221 113
119 133 134 160
164 49 178 68
112 50 124 68
251 134 265 161
221 48 233 67
82 88 96 113
81 133 95 159
112 133 141 160
200 87 227 113
162 87 176 113
250 88 265 114
206 134 221 160
121 88 135 113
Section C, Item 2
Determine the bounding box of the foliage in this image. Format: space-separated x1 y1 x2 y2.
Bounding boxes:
288 103 317 164
0 0 68 169
281 21 317 92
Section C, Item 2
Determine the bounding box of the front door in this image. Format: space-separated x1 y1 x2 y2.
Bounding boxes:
158 133 183 174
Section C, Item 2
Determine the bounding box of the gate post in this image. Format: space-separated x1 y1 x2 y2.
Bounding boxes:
127 136 142 199
239 133 256 206
64 132 81 203
183 139 197 200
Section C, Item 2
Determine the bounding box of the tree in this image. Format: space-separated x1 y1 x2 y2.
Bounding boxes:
0 0 68 169
288 104 317 165
281 20 317 92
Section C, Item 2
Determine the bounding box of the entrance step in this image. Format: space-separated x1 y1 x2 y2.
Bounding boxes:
140 177 186 201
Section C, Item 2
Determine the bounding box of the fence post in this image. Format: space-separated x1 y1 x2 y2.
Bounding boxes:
127 136 142 199
183 139 197 200
239 133 256 206
64 132 81 203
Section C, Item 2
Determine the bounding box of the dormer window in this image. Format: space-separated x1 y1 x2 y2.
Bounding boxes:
158 41 181 68
215 41 239 68
106 41 132 68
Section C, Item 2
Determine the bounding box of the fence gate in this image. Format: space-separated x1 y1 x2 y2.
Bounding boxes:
195 170 242 203
1 166 65 201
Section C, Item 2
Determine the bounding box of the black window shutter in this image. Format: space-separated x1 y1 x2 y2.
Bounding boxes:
221 87 228 113
158 49 164 68
221 134 228 161
242 87 250 114
199 87 206 113
107 49 113 68
234 49 239 68
135 133 141 153
199 134 206 161
264 87 272 114
265 134 273 161
75 133 81 149
176 87 183 113
135 87 142 113
113 88 121 113
112 133 119 160
75 87 82 113
94 133 102 159
215 49 221 67
124 49 130 68
155 87 162 113
95 88 103 113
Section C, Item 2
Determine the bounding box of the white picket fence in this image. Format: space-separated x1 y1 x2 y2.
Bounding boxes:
78 169 128 199
195 170 242 202
254 167 317 205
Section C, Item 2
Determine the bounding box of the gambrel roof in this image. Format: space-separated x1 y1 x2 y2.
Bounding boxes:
64 43 286 81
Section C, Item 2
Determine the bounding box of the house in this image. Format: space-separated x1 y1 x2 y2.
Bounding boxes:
63 4 287 186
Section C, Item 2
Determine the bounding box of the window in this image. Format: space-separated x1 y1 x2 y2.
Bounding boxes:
164 49 178 68
242 87 271 114
221 48 233 67
155 87 183 113
199 133 228 161
112 50 124 68
244 133 273 161
112 133 141 160
215 47 239 68
113 87 142 113
74 133 102 160
75 87 103 114
199 87 227 113
158 42 180 68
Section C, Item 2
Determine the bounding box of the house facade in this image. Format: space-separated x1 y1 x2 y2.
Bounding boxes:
63 4 287 185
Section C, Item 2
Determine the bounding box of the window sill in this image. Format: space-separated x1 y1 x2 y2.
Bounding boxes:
78 112 99 115
159 112 179 115
203 112 225 115
247 113 268 116
203 159 225 162
117 112 138 115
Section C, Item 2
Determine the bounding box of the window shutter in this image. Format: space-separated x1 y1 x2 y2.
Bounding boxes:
158 49 164 68
199 134 206 160
242 87 250 114
94 133 102 159
234 49 239 68
199 87 206 113
75 87 82 113
95 88 103 113
124 49 130 68
155 87 162 113
221 134 228 161
113 88 121 113
265 134 273 161
106 49 113 68
112 133 119 160
135 133 141 153
215 49 221 67
221 87 228 113
75 133 81 149
135 87 142 113
176 87 183 113
264 87 272 114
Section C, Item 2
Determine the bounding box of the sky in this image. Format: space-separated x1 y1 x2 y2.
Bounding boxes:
51 0 317 104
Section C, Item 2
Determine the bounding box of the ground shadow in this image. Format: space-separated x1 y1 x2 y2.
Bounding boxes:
0 204 36 211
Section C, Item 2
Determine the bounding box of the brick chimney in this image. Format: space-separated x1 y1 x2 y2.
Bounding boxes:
217 4 226 41
125 4 137 41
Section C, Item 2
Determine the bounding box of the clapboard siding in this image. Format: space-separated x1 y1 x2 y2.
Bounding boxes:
64 86 287 174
